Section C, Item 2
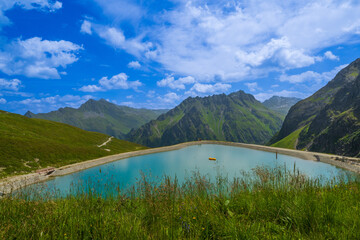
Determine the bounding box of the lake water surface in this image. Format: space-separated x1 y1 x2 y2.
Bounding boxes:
24 144 350 197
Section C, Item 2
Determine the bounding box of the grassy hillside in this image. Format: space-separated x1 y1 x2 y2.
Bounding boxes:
128 91 283 147
0 110 147 178
271 126 306 149
270 58 360 157
25 99 167 139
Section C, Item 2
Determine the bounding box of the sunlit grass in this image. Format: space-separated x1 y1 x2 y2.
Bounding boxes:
0 110 147 178
1 166 359 239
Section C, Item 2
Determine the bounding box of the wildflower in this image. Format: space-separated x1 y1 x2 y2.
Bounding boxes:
193 217 196 220
202 227 205 231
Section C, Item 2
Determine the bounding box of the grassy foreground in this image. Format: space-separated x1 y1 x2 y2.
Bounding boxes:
1 167 359 239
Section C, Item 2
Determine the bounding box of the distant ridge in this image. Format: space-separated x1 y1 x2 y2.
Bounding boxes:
270 58 360 157
263 96 301 116
25 99 168 139
127 90 283 147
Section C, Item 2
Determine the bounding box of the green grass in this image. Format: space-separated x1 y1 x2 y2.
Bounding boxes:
0 166 359 239
349 71 359 78
271 126 306 149
0 111 147 178
201 109 225 139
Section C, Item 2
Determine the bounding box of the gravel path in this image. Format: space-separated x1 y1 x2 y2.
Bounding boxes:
97 137 113 147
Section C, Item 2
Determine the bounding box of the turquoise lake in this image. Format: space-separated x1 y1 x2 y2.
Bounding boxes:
23 144 350 197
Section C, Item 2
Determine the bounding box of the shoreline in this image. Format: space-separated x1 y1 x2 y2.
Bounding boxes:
1 141 360 194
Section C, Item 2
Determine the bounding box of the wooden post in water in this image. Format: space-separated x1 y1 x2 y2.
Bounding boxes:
276 152 278 159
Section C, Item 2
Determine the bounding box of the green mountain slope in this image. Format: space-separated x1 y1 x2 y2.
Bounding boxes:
25 99 167 139
0 110 147 177
270 58 360 157
263 96 301 116
127 90 283 147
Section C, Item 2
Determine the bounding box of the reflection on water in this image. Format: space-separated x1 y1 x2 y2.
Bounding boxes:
22 144 351 197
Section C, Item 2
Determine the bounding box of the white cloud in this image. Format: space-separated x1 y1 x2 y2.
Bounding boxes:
79 1 360 89
280 71 322 84
146 90 155 98
97 26 125 48
82 22 153 58
16 0 62 11
0 98 6 104
99 73 141 90
99 0 360 84
120 101 135 107
80 20 92 35
92 0 143 23
187 82 231 94
79 73 142 92
279 64 347 84
0 37 82 79
0 78 21 91
146 2 323 81
235 37 317 69
15 94 92 113
244 82 261 92
78 85 103 92
157 75 195 90
0 0 62 30
324 51 339 61
157 92 180 104
128 61 141 69
278 1 360 51
1 91 32 97
126 95 133 99
255 64 348 102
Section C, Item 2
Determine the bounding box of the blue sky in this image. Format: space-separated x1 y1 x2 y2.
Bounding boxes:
1 0 360 114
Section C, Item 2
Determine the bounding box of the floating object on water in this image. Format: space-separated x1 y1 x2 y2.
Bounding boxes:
209 157 216 161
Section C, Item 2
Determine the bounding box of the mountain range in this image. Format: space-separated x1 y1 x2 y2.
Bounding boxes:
127 90 284 147
263 96 302 116
270 58 360 157
25 99 167 139
22 59 360 159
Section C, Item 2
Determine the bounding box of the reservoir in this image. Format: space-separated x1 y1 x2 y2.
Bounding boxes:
22 144 351 197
